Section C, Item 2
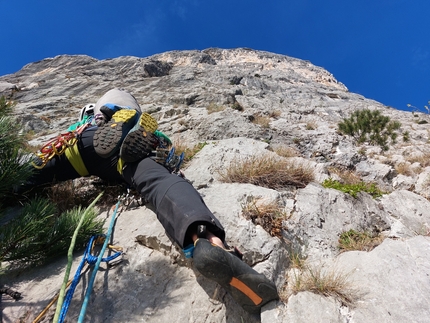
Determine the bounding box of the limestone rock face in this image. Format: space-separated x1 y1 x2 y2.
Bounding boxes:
1 48 430 322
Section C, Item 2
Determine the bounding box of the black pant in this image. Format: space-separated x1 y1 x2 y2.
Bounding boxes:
122 158 225 247
29 127 225 248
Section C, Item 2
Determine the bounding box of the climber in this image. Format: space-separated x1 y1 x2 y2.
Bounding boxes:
23 88 279 314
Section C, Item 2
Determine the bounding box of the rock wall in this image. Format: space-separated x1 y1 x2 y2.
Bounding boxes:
1 48 430 322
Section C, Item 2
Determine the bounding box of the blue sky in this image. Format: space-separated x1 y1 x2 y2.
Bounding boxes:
1 0 429 112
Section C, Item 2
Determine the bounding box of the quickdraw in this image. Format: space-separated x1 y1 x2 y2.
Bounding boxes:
152 147 185 174
32 122 92 169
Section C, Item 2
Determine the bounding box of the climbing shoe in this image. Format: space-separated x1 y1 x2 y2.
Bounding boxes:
193 238 279 314
99 103 133 120
120 113 159 163
93 109 138 158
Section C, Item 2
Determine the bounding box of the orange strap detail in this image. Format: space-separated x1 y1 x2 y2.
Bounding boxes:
229 277 262 305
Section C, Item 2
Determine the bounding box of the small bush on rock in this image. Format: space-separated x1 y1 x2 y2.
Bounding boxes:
338 109 402 151
252 114 271 128
305 120 317 130
231 101 243 111
327 167 361 185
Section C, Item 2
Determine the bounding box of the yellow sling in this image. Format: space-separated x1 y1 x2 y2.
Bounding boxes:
64 140 90 176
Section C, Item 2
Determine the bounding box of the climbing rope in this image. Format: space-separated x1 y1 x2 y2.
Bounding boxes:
32 281 73 323
52 193 103 323
34 193 126 323
32 122 92 169
57 235 122 323
77 199 122 323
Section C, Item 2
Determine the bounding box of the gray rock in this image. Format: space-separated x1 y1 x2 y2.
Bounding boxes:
381 190 430 237
2 48 430 323
337 236 430 323
0 81 17 92
284 182 391 260
415 167 430 199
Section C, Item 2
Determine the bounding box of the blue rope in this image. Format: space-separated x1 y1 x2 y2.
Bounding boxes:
58 221 122 323
77 200 121 323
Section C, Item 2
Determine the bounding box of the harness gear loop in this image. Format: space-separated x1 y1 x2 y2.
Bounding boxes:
32 123 92 169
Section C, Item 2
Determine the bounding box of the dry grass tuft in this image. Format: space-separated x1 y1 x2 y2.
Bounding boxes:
327 167 362 185
219 154 315 189
206 103 225 114
305 120 318 130
269 110 282 118
285 265 360 306
274 146 300 158
288 247 307 270
241 197 286 237
252 114 271 128
338 229 384 252
395 162 414 176
171 138 208 166
47 178 125 212
280 249 361 306
406 153 430 167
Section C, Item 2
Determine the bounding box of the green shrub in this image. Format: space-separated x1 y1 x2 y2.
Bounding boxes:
0 197 104 267
338 109 401 151
0 97 34 204
322 178 384 198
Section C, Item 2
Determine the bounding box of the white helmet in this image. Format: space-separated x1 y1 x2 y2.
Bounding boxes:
78 103 96 122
